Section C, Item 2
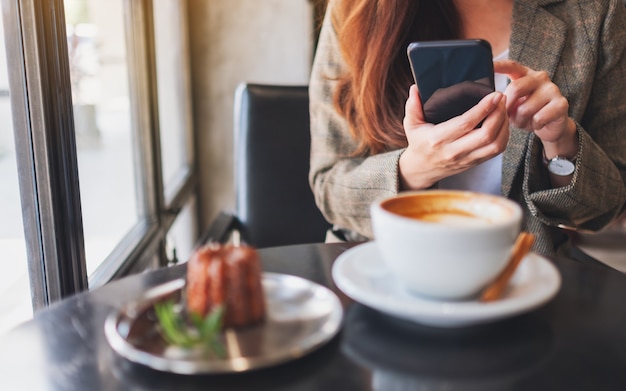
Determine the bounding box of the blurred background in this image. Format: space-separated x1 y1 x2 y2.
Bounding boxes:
0 0 326 336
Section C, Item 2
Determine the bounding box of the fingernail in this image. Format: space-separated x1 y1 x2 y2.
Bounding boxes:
492 92 503 105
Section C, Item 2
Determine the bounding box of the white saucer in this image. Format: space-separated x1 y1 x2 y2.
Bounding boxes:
332 241 561 327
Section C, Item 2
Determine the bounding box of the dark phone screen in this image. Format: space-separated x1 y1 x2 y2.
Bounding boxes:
408 40 495 124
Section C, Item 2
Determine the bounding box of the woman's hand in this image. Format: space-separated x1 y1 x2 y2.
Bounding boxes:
494 60 578 161
399 84 509 190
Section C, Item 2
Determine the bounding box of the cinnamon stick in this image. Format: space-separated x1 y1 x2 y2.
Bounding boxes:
480 232 535 302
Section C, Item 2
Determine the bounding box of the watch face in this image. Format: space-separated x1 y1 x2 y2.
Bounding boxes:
548 157 575 176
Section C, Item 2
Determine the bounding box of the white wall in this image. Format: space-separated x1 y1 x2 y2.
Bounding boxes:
187 0 314 232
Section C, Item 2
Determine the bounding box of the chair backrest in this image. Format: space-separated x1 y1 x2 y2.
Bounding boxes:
233 83 331 248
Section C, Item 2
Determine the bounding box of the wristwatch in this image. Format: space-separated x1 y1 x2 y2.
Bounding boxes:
543 154 576 176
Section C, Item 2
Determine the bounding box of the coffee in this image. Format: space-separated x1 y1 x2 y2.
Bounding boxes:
413 211 491 226
380 192 513 227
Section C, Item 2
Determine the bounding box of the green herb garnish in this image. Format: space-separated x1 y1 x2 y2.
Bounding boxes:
154 301 226 358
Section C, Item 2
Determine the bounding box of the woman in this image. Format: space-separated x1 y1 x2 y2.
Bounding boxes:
309 0 626 255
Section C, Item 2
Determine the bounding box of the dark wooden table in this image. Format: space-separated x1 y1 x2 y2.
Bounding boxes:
2 242 626 390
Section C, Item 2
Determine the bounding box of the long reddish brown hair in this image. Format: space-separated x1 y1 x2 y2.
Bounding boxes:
330 0 460 155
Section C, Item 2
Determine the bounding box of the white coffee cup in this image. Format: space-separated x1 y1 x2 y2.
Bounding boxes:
370 190 522 300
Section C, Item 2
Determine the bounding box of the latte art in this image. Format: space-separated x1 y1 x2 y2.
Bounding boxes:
381 192 515 226
417 212 491 226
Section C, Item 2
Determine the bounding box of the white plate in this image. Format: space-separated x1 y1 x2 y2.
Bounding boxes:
332 241 561 327
105 273 343 374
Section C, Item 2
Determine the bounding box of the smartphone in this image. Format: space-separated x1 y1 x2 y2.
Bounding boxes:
407 39 495 124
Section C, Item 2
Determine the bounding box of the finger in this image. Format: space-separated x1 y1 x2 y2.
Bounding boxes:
503 76 540 111
494 60 529 80
504 70 554 112
404 84 425 129
453 96 509 154
508 91 550 129
482 95 509 134
447 91 503 136
460 112 510 168
434 97 507 171
508 81 564 131
530 98 569 135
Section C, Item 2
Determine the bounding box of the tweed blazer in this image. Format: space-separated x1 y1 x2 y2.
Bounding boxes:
309 0 626 255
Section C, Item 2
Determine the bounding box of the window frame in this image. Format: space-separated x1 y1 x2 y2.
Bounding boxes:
1 0 198 308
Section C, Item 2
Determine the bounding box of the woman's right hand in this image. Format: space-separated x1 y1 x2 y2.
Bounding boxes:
398 84 509 190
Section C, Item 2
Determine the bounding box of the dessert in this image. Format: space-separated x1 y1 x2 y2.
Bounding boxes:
186 243 266 328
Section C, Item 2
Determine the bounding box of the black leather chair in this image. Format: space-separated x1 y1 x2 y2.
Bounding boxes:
201 83 331 248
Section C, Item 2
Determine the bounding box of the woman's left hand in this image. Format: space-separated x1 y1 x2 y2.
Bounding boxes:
494 60 578 160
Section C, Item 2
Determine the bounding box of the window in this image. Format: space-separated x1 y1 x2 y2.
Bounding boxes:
0 12 31 335
1 0 198 335
153 0 194 202
66 0 142 277
153 0 198 267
